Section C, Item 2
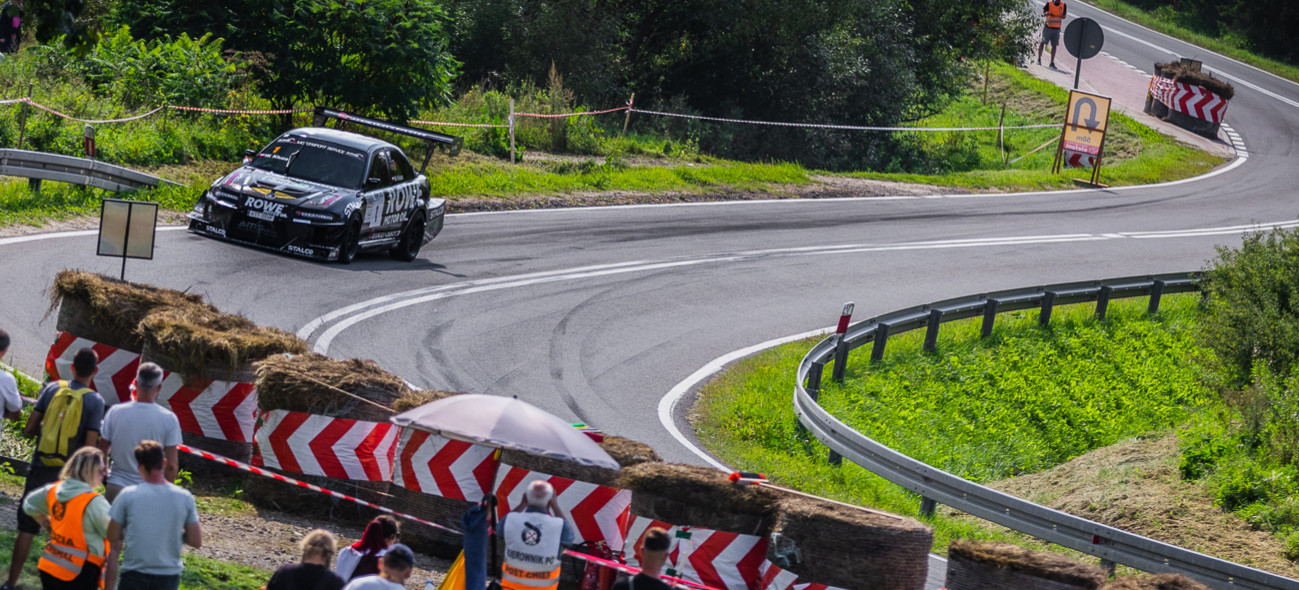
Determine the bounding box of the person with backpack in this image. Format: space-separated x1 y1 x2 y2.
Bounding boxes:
3 347 105 590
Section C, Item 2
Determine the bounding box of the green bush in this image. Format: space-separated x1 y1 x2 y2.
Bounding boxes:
57 27 243 109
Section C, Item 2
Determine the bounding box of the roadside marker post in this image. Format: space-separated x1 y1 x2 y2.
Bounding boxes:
830 302 854 383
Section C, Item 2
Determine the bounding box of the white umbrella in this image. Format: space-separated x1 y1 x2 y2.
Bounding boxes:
390 393 619 471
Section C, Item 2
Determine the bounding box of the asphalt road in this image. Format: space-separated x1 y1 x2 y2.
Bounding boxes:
1 4 1298 587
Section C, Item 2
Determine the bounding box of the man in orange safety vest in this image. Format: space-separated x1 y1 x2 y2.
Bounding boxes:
1037 0 1067 69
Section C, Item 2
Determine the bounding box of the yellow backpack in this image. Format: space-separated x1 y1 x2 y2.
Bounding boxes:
35 381 92 467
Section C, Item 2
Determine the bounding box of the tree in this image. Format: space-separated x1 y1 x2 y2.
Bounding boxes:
108 0 459 121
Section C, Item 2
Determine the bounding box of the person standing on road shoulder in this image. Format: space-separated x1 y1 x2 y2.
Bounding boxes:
0 329 22 421
98 362 181 502
1037 0 1067 69
106 440 201 590
4 347 105 590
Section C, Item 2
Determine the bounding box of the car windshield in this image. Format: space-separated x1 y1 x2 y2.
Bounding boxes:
248 138 368 189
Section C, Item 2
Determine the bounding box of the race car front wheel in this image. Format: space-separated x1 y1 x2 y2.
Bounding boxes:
389 211 426 262
339 216 361 264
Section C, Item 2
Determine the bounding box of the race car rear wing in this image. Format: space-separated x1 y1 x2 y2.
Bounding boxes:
312 106 463 172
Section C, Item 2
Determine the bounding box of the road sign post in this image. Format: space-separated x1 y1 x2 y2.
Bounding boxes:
1052 89 1112 186
1063 18 1104 90
97 199 159 281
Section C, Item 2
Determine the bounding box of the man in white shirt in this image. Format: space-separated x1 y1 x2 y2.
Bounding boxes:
0 329 21 421
341 544 415 590
99 362 181 501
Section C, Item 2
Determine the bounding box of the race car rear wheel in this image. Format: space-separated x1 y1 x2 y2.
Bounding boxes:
389 211 426 262
339 215 361 264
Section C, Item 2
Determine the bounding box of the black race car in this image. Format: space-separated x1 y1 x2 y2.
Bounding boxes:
187 107 462 263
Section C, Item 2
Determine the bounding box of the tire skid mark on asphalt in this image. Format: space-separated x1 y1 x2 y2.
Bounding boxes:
305 219 1299 355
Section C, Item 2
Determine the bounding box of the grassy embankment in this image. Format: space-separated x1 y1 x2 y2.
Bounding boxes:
0 57 1219 230
694 294 1212 559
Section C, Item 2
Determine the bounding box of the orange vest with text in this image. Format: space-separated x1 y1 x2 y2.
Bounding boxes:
37 483 107 583
1045 1 1066 28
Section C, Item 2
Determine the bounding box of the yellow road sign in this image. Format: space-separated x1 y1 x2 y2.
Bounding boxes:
1066 90 1111 133
1063 129 1103 154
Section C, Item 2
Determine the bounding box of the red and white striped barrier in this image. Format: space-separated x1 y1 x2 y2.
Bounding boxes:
392 429 499 501
623 515 769 590
1062 149 1096 169
167 105 313 115
493 463 632 551
1148 76 1229 123
757 562 800 590
44 331 141 405
253 409 399 481
157 372 257 443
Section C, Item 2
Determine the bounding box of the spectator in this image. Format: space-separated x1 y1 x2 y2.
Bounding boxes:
107 440 201 590
4 347 105 590
498 481 574 590
336 515 400 581
612 528 672 590
0 329 21 421
267 529 346 590
21 447 111 590
99 362 181 501
0 0 21 54
341 544 415 590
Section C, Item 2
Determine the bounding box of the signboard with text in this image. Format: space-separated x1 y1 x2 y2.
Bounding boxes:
1053 89 1113 184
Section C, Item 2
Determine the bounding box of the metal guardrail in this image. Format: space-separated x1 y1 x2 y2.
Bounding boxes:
0 149 177 192
793 272 1299 590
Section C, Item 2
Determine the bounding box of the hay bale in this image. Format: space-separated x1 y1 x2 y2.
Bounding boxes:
255 353 410 422
139 307 307 382
945 540 1106 590
767 496 932 590
1101 574 1211 590
392 389 460 413
49 270 212 350
1154 62 1234 99
616 463 777 535
503 434 660 487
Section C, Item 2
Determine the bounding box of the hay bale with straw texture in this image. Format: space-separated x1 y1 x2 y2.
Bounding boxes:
1154 62 1234 99
139 307 307 382
255 353 411 421
1101 574 1211 590
49 270 213 350
503 434 660 487
392 389 460 413
616 462 776 535
767 496 932 590
945 540 1106 590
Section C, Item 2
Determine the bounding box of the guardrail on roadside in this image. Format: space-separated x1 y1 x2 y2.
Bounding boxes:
0 149 178 192
792 272 1299 590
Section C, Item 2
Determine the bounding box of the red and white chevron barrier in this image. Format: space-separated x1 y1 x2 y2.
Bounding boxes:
494 463 632 551
252 409 399 481
623 515 769 590
45 331 141 405
157 372 257 443
757 562 800 590
392 429 499 501
1062 149 1096 169
1148 76 1229 123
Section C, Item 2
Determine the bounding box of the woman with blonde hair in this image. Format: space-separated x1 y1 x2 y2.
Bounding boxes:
22 446 110 590
266 529 346 590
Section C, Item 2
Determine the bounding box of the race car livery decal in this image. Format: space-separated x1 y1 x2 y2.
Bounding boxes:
380 183 421 227
245 197 288 220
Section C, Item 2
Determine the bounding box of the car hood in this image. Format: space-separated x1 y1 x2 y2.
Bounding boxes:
216 167 354 207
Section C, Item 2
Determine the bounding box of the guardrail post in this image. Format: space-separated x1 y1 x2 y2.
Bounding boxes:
981 298 999 338
1148 279 1165 314
831 303 854 383
1099 558 1116 578
919 496 937 517
797 362 824 437
1095 285 1112 320
28 178 40 192
870 323 890 362
923 308 943 352
1039 291 1057 326
828 448 842 466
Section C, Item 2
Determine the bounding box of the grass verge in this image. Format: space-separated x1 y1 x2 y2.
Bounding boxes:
693 294 1207 556
1080 0 1299 85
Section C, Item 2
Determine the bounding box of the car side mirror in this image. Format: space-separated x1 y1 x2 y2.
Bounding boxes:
243 149 256 165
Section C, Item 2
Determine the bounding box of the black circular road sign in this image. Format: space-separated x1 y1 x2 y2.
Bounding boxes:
1064 17 1104 60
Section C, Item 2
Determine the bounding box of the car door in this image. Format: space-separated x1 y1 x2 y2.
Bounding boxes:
385 149 423 233
360 150 392 238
